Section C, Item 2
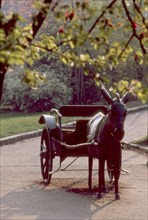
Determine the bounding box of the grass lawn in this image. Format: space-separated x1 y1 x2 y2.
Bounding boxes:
0 101 145 139
0 111 76 138
0 111 44 138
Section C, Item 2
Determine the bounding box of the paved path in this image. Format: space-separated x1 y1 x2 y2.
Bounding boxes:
0 110 147 220
124 109 147 143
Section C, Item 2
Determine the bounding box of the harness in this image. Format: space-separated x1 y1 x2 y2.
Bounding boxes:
87 113 105 142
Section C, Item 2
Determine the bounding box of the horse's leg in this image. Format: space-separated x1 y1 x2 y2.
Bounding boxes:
113 142 122 200
107 159 114 183
88 156 93 194
102 161 106 193
114 168 120 200
98 158 105 199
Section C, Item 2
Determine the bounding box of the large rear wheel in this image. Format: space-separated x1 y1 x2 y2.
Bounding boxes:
40 128 53 185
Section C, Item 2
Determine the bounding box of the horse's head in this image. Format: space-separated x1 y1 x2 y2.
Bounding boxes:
108 98 127 140
100 83 129 140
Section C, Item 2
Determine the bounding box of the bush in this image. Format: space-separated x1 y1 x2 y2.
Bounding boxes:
2 62 72 112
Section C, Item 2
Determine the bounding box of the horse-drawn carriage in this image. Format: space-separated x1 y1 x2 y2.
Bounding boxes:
38 84 129 199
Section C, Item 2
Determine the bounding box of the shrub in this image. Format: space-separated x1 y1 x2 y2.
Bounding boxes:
2 63 72 112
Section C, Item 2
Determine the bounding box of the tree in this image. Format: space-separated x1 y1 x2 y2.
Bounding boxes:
0 0 54 101
0 0 148 103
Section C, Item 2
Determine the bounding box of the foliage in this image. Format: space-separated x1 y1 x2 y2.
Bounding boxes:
2 62 72 112
33 0 148 102
0 0 148 103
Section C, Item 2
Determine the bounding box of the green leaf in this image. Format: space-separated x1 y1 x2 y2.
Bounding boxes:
69 41 75 49
136 50 143 57
60 56 69 65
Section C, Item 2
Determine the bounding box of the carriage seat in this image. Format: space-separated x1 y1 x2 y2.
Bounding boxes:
62 119 88 145
50 105 108 146
50 119 88 144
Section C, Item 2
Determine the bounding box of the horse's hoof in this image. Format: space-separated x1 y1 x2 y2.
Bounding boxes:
98 193 102 199
115 194 120 200
88 190 92 195
103 187 107 193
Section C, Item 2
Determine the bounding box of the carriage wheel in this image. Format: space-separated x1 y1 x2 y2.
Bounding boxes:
40 128 53 185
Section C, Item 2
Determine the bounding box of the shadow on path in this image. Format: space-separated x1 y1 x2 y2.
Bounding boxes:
1 179 116 220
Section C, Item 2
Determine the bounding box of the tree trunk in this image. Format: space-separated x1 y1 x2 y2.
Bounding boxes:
0 64 8 103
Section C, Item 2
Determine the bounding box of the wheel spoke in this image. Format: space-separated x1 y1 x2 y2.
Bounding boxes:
40 128 52 185
42 161 46 168
40 151 47 158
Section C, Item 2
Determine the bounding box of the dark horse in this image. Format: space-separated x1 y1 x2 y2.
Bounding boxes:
88 83 129 200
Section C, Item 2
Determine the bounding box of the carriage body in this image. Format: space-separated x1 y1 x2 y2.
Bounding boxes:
38 105 108 185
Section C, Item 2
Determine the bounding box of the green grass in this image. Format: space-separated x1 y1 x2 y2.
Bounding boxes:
0 101 146 139
0 111 77 138
0 111 45 138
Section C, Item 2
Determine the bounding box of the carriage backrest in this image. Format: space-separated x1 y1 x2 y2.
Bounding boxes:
59 105 108 144
59 105 108 117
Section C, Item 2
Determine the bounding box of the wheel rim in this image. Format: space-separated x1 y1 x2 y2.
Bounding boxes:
40 129 52 184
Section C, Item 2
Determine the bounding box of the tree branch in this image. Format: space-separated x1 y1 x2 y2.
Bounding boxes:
30 38 73 52
31 0 52 40
119 34 134 57
0 0 2 9
122 0 136 34
88 0 117 34
133 0 148 31
122 0 146 54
